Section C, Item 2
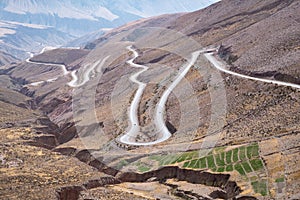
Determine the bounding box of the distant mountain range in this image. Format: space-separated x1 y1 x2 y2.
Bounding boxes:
0 0 219 65
1 0 299 199
0 20 75 65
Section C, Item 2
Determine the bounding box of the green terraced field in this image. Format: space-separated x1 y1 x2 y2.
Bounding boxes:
116 160 129 170
216 152 225 166
148 143 263 174
207 155 215 169
232 148 239 162
234 163 246 175
147 143 267 196
239 146 247 160
250 159 264 171
247 144 259 159
225 164 233 172
217 167 225 172
138 165 151 173
149 144 262 174
199 157 207 168
133 160 152 173
226 150 232 164
242 162 253 173
251 180 268 196
275 177 284 183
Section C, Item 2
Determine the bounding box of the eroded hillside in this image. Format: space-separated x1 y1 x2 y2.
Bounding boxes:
0 0 299 199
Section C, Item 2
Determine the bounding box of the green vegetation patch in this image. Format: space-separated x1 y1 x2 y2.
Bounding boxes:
173 151 200 164
211 167 217 172
234 163 246 175
149 155 165 166
183 161 190 168
183 152 194 161
247 144 259 159
252 144 259 157
217 167 225 172
135 160 152 173
207 155 216 169
116 160 129 170
225 164 233 172
226 150 232 164
170 155 181 164
190 151 200 160
194 159 201 169
250 159 264 171
138 165 151 173
216 152 225 167
241 162 253 173
180 152 192 161
239 146 247 161
148 144 263 177
232 148 239 162
162 155 177 165
158 157 166 166
175 153 190 163
188 159 198 168
199 157 207 169
251 180 268 196
275 177 285 183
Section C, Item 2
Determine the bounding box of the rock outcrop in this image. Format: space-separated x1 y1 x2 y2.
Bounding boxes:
117 166 241 199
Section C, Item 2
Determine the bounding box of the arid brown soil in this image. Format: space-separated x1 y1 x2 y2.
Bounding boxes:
0 0 299 199
0 128 120 200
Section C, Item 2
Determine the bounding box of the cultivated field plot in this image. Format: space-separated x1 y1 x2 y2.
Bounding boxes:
121 144 269 197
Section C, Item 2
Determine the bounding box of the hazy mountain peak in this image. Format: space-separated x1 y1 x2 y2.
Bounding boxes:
113 0 220 18
3 0 119 21
0 0 219 64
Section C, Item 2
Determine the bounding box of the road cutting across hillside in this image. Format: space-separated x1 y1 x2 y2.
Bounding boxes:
119 46 300 146
204 51 300 89
26 49 69 76
25 47 109 88
119 46 202 146
68 57 109 87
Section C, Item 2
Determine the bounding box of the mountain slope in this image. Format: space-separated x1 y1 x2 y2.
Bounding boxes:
0 0 219 66
172 0 300 81
94 0 299 82
0 20 75 61
1 0 299 199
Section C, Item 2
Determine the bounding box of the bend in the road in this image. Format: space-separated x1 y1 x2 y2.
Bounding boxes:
67 56 109 87
153 50 201 144
204 52 300 89
25 47 109 88
119 47 202 146
119 46 149 144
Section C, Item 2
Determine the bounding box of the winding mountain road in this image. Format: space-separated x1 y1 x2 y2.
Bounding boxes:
27 45 299 147
25 46 109 88
26 47 70 86
153 50 201 144
119 46 202 146
204 51 300 89
119 46 149 145
119 47 300 146
26 47 69 75
68 56 109 87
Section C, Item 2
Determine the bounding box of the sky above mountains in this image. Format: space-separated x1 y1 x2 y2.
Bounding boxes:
1 0 220 29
